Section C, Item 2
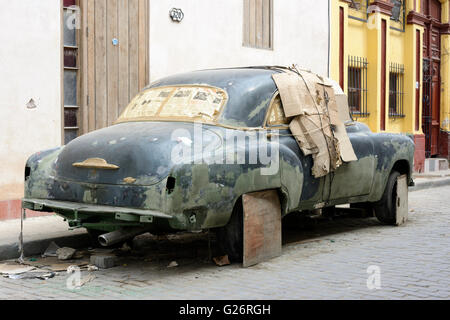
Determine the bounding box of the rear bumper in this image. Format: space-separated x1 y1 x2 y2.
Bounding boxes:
22 198 173 224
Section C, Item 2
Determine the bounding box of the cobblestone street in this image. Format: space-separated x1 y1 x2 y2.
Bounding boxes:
0 186 449 300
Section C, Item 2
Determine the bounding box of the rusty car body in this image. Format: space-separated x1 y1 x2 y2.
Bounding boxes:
23 67 415 260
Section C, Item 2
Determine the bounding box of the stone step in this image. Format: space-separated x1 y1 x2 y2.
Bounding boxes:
424 158 449 173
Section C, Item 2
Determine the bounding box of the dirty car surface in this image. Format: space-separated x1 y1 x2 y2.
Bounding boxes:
23 67 415 254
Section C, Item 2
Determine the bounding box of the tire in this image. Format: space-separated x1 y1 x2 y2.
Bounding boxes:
215 199 243 263
374 170 401 225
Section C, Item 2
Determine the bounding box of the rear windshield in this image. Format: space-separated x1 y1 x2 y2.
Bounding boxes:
117 86 228 123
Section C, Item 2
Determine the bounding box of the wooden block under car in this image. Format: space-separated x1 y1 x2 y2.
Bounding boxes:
242 190 282 268
396 175 408 226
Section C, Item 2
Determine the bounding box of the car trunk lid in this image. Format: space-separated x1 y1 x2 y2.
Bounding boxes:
54 121 220 186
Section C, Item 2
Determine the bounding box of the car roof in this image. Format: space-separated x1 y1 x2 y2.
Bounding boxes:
148 66 283 89
148 67 284 127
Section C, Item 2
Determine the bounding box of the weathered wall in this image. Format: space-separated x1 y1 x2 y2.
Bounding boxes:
148 0 330 82
0 0 62 202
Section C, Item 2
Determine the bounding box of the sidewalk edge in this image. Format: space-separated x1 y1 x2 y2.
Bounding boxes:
409 177 450 192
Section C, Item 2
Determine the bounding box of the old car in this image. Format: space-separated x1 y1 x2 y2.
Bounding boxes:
23 67 415 262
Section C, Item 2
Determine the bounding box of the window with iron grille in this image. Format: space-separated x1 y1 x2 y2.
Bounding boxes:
348 56 369 117
389 63 405 118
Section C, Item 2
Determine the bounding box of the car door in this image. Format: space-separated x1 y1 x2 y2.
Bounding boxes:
328 122 376 201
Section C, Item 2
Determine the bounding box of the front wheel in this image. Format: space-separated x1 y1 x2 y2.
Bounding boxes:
374 171 401 225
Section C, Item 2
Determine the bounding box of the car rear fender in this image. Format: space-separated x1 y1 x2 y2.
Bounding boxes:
369 135 415 202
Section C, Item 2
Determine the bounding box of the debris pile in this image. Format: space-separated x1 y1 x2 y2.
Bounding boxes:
1 242 101 283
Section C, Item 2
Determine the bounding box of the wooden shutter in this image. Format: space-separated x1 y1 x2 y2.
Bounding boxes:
243 0 272 49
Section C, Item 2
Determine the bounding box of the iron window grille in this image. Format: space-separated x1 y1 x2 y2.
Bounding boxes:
389 63 405 118
348 0 369 22
390 0 406 32
348 56 369 117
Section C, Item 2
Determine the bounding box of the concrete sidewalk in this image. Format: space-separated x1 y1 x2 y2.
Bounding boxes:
0 215 90 261
0 174 449 262
410 170 450 192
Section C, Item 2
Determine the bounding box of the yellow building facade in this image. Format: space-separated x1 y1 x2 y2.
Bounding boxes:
330 0 450 172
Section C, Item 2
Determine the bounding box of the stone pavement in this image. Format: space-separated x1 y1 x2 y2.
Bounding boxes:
0 186 448 300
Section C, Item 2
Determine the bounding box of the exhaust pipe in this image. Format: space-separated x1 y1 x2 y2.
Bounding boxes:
98 227 148 247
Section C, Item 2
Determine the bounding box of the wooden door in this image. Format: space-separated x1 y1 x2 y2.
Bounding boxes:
81 0 149 133
421 0 441 157
431 58 441 155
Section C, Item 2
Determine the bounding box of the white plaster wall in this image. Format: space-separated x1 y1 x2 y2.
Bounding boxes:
0 0 62 201
149 0 330 82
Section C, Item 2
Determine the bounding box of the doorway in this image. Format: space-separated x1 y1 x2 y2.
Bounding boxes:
421 0 442 158
80 0 149 135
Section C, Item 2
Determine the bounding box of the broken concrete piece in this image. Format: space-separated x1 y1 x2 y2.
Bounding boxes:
42 241 60 257
90 255 117 269
56 247 76 260
213 255 230 267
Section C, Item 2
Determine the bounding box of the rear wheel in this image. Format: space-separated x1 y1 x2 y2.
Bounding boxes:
374 171 401 225
215 199 243 263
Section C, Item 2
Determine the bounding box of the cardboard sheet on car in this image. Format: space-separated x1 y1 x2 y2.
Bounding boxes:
272 70 357 178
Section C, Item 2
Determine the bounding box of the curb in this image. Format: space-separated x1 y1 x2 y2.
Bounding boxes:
0 233 91 262
409 177 450 192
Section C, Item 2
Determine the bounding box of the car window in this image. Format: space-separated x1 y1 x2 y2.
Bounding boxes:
117 86 228 123
266 94 292 127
